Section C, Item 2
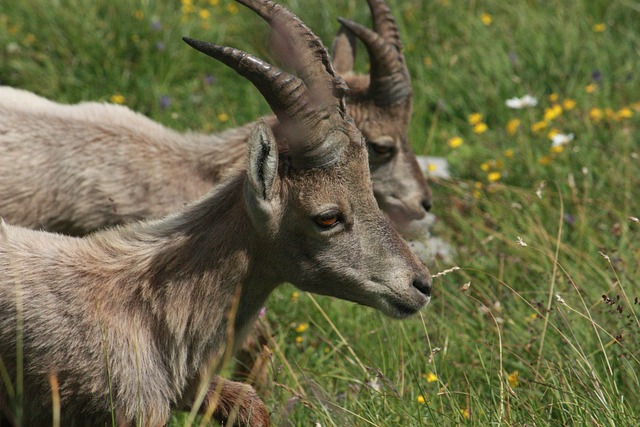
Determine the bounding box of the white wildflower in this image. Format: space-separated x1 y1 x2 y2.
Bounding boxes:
505 94 538 109
555 294 566 305
551 132 574 147
629 216 639 223
516 236 527 247
536 181 546 199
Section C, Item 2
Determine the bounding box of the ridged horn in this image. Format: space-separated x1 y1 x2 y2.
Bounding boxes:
236 0 349 108
183 37 344 169
337 0 411 105
367 0 403 51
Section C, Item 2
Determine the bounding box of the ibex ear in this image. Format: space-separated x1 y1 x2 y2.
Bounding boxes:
331 24 357 75
246 120 278 202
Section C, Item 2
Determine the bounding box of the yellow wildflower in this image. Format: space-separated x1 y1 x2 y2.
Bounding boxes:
562 99 577 110
423 57 432 67
199 9 210 19
550 145 564 154
428 164 437 173
295 323 309 333
461 408 470 419
487 172 501 182
110 94 125 104
468 112 483 125
480 13 492 26
218 112 229 122
133 10 144 20
209 0 219 5
506 118 520 136
538 156 552 166
503 149 514 158
295 336 303 344
531 121 547 132
543 104 563 121
548 93 558 102
472 190 481 199
22 33 36 45
616 108 633 120
585 83 597 94
589 108 603 122
480 162 490 172
508 371 519 387
181 0 192 5
181 4 195 14
417 395 426 404
226 3 239 14
447 136 463 148
525 313 537 322
547 128 561 139
292 291 299 302
592 23 606 32
473 122 488 134
425 372 438 383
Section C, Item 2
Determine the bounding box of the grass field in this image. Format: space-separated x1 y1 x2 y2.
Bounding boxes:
2 0 640 425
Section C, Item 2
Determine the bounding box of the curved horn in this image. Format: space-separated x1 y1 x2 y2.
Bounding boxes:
331 25 358 75
338 17 411 105
367 0 403 51
236 0 348 107
183 37 344 168
183 37 308 122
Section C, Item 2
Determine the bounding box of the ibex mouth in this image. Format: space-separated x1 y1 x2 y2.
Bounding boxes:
386 293 430 319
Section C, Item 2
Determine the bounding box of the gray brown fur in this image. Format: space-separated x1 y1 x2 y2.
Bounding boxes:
0 1 431 424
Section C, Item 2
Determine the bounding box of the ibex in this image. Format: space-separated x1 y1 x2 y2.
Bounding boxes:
332 0 432 228
0 0 432 425
0 0 431 237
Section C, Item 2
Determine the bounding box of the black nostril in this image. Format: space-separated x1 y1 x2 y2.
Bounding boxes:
421 200 432 212
412 275 432 297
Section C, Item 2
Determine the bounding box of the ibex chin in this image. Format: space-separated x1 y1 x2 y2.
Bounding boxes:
0 0 431 237
0 0 431 425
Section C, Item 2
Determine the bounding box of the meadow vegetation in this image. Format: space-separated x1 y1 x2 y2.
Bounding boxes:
1 0 639 425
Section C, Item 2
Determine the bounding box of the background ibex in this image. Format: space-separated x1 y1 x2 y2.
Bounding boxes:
0 0 431 238
0 0 431 425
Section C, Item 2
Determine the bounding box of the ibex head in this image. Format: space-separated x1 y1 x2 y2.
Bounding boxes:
184 0 430 318
332 0 433 232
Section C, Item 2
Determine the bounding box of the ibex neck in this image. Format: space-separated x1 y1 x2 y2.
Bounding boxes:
90 171 278 360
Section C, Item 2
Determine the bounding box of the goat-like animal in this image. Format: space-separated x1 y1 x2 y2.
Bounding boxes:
0 0 431 425
332 0 432 230
0 0 431 237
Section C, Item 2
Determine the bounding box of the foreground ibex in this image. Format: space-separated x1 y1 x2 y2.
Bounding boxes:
0 0 431 237
0 0 432 425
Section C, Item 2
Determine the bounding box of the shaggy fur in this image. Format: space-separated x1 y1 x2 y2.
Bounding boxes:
0 118 430 425
0 1 432 424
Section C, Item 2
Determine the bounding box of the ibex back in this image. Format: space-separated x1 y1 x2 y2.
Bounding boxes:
0 0 431 425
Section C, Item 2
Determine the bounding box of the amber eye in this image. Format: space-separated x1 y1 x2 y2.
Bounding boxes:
315 211 341 228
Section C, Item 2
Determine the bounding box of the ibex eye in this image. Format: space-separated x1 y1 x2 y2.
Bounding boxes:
368 142 394 156
315 211 341 228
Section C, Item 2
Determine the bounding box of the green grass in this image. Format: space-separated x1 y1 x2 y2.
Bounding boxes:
2 0 640 425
